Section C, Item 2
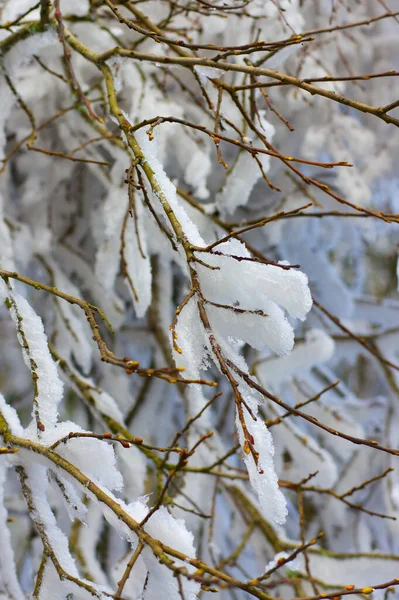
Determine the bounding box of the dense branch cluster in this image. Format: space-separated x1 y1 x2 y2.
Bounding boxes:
0 0 399 599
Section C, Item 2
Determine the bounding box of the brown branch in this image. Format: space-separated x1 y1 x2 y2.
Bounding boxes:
54 0 102 123
40 0 52 26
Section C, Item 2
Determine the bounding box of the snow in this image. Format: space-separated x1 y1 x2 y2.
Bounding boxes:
78 502 109 587
95 185 127 297
111 550 148 599
60 0 90 17
0 193 15 270
216 148 265 216
48 259 93 375
272 415 338 488
166 235 312 525
126 501 201 600
0 30 58 160
216 111 275 216
52 473 88 523
123 190 152 318
307 553 399 589
206 298 295 356
67 367 125 425
135 130 206 246
0 1 39 24
18 464 111 599
193 65 223 86
40 421 123 492
55 243 125 331
0 392 25 437
22 463 80 577
171 295 206 378
116 443 147 501
195 239 312 356
259 329 335 389
0 464 25 600
264 550 302 573
90 387 125 424
37 561 72 600
184 149 212 200
1 0 397 594
235 382 288 525
5 290 64 432
38 559 109 599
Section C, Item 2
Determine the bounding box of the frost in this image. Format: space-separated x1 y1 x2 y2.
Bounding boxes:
172 295 206 377
116 443 147 501
0 194 15 269
0 464 24 600
60 0 89 17
126 501 201 600
259 329 335 389
235 383 288 525
52 473 88 523
264 550 302 573
48 259 93 374
95 183 128 297
216 111 275 215
0 0 398 595
195 239 312 356
22 463 81 576
0 392 25 438
4 289 64 431
193 65 224 86
135 130 205 246
123 191 152 318
41 422 123 492
0 30 58 159
184 149 212 199
78 503 109 587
